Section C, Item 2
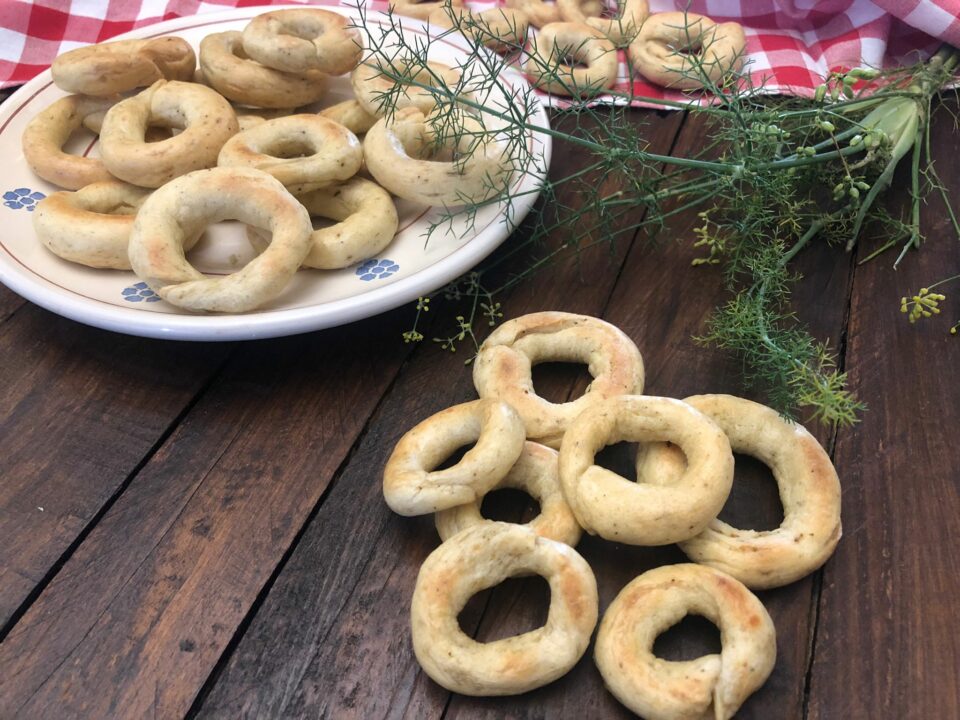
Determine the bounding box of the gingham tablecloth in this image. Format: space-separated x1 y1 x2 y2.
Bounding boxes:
1 0 958 101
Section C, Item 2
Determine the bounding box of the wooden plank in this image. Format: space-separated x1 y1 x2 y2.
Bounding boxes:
806 103 960 719
0 285 25 324
192 109 686 719
0 307 229 630
442 114 857 720
0 312 421 719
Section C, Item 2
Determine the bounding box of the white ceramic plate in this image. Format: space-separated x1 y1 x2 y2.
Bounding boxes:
0 5 550 340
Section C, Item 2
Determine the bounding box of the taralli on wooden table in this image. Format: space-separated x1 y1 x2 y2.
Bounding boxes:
434 441 582 546
636 394 843 589
127 166 313 313
217 114 362 191
383 398 526 516
21 94 116 190
99 80 239 188
558 0 649 46
363 107 511 206
411 522 598 695
524 22 618 96
558 395 734 545
629 11 747 90
427 7 530 52
388 0 464 21
472 311 645 448
318 99 379 135
594 563 776 720
199 31 329 109
246 177 399 270
50 37 196 96
350 59 462 117
241 8 362 76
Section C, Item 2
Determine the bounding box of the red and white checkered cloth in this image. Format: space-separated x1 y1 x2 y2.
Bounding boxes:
1 0 958 101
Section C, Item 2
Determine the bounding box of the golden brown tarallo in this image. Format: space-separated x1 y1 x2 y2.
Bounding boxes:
524 22 618 95
557 0 649 45
241 9 362 75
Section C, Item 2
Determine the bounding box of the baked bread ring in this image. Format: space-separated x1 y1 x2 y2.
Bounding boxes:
524 22 618 96
99 80 239 188
319 100 379 135
411 522 598 695
558 395 734 545
199 31 329 109
472 312 645 448
435 441 582 546
33 180 156 269
383 399 526 516
21 95 116 190
389 0 464 21
558 0 649 45
595 563 776 720
127 167 313 313
364 107 511 207
246 177 398 270
350 60 462 117
51 37 196 96
636 394 843 588
217 114 362 191
242 9 362 76
504 0 603 28
628 12 746 90
427 7 530 52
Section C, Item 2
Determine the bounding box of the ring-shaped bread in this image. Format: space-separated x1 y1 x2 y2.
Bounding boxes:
383 398 526 516
242 9 362 75
389 0 464 21
364 107 511 207
427 7 530 52
558 395 734 545
199 31 329 109
411 522 598 695
99 80 239 188
127 166 313 313
21 94 118 190
435 441 582 546
350 59 462 117
504 0 603 28
635 394 843 588
319 100 379 135
32 180 160 269
558 0 649 45
628 12 746 90
524 22 618 96
247 177 398 269
472 312 645 448
51 37 196 96
595 563 776 720
217 114 362 191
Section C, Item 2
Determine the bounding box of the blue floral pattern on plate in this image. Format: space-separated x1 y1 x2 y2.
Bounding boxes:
121 282 162 303
356 258 400 281
4 188 45 211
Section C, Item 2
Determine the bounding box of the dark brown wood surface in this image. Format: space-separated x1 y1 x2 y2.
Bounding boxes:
1 99 958 720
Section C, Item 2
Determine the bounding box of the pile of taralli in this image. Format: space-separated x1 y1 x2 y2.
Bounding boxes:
382 311 842 719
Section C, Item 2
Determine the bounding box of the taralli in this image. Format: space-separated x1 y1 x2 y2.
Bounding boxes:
21 95 116 190
382 399 526 516
242 9 362 75
199 31 329 109
629 12 747 90
524 22 618 96
350 60 462 117
472 312 645 448
595 564 776 720
247 177 399 269
127 167 313 313
99 80 239 188
32 181 158 269
504 0 603 28
51 37 196 96
558 395 734 545
364 107 511 206
217 114 362 191
388 0 464 21
558 0 649 45
427 7 530 52
636 394 843 589
319 99 379 135
411 522 598 695
435 441 582 546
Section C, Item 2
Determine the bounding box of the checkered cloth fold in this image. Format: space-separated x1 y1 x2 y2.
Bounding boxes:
1 0 958 101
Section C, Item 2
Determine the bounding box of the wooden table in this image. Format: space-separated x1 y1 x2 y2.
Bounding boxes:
0 97 958 720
